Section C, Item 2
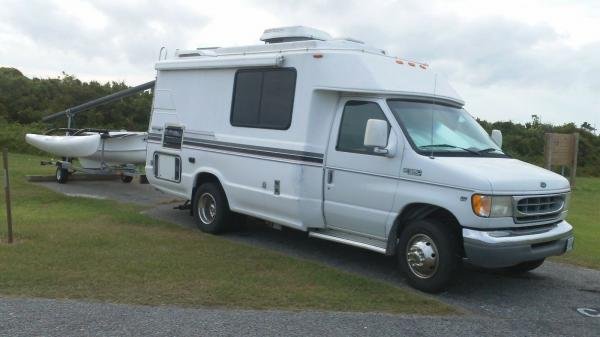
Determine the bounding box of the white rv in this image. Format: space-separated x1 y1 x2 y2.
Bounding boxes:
146 26 574 292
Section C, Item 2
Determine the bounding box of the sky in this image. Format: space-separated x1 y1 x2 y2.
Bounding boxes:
0 0 598 127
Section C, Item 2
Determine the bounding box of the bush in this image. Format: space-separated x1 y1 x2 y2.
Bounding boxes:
0 118 46 155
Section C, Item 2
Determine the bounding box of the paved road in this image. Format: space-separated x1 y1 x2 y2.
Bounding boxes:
14 180 600 336
1 296 592 337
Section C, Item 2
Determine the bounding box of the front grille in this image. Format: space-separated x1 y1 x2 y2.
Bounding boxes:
514 194 565 223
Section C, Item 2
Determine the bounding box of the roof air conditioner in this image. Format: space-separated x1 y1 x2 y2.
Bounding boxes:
260 26 332 44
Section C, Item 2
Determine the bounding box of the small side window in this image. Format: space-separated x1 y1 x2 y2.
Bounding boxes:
336 101 390 155
163 126 183 149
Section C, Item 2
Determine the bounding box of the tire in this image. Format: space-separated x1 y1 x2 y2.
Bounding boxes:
121 175 134 183
56 166 69 184
505 259 545 274
192 182 231 234
398 219 460 293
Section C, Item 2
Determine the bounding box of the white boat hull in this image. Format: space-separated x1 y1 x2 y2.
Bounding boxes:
26 133 100 157
25 131 148 166
83 132 147 165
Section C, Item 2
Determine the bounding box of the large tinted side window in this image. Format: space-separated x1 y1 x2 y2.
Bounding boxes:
230 68 296 130
231 71 262 126
336 101 389 154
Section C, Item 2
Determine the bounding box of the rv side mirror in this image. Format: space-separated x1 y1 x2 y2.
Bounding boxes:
491 129 503 148
364 119 389 154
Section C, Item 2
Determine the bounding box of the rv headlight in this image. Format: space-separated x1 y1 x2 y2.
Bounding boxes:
471 194 513 218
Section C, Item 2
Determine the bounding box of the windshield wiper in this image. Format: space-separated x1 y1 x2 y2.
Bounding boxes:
419 144 481 155
477 147 500 154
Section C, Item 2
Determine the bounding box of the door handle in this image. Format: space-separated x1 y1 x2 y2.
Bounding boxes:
327 169 334 184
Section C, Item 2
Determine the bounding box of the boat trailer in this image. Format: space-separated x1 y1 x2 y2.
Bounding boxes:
37 81 155 184
39 128 144 184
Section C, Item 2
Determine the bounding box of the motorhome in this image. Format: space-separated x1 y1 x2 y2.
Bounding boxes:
146 26 574 292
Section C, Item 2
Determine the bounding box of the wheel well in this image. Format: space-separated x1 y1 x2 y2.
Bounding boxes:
194 172 221 188
387 203 464 256
191 172 223 214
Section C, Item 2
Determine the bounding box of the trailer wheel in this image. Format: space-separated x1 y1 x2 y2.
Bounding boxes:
56 166 69 184
192 182 231 234
120 175 133 183
398 219 460 293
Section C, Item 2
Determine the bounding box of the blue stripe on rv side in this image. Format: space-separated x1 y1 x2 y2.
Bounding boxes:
146 133 324 164
182 137 324 164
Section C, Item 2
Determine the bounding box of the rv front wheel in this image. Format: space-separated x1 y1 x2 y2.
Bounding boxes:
398 219 460 293
193 182 231 234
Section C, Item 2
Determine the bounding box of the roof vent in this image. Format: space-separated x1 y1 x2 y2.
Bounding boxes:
260 26 332 44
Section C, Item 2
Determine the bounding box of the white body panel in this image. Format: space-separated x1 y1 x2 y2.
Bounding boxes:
323 98 404 239
145 28 572 265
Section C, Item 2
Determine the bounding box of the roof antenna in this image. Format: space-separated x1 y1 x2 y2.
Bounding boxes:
429 73 438 159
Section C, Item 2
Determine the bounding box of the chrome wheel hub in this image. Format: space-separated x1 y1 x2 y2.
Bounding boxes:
406 234 439 279
198 193 217 224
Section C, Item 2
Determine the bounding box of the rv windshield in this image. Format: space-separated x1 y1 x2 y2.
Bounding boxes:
387 100 506 157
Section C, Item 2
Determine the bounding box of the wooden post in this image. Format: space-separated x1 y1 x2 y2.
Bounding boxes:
2 147 13 243
544 133 552 170
571 133 579 188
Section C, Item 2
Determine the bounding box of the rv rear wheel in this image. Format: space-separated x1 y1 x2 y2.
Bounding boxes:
120 175 133 183
193 182 231 234
398 219 460 293
56 166 69 184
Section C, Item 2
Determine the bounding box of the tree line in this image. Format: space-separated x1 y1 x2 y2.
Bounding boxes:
1 67 598 176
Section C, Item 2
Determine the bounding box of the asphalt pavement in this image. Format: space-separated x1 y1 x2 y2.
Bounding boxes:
5 179 598 336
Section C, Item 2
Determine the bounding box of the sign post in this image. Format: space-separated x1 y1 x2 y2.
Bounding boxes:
544 133 579 187
2 147 13 243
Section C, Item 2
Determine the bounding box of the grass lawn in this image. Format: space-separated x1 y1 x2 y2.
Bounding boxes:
554 177 600 269
0 153 453 315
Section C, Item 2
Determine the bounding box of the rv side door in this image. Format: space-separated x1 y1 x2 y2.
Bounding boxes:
323 99 402 238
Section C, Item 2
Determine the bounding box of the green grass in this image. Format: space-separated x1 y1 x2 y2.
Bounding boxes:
555 177 600 269
0 153 453 315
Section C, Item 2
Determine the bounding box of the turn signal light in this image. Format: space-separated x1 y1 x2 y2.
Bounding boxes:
472 194 492 217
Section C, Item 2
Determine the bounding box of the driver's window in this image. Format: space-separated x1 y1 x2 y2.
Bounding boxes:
336 101 390 155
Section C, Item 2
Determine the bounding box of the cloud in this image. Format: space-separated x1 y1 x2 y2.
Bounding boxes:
251 0 600 125
0 0 598 126
255 0 600 90
0 0 209 79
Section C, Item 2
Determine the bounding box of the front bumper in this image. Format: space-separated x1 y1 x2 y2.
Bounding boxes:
462 220 573 268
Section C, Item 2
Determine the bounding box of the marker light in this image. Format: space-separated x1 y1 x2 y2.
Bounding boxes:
313 53 323 59
396 59 404 64
472 194 491 217
471 194 513 217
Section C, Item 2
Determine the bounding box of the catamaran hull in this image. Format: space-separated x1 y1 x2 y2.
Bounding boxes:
83 132 147 165
25 132 147 166
25 133 101 157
